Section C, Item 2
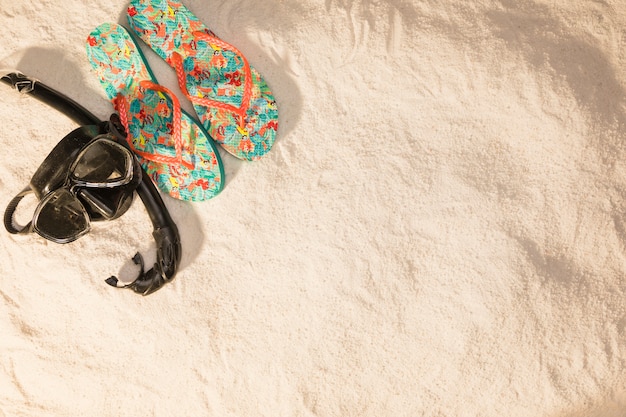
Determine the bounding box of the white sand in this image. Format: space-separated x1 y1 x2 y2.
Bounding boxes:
2 0 626 415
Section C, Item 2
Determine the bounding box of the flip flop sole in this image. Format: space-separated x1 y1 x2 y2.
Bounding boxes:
86 23 224 201
127 0 278 161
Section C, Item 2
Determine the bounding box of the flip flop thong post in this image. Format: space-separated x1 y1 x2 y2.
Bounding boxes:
86 22 224 201
127 0 279 161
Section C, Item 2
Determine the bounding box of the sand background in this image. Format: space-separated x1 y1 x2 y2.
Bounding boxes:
2 0 626 416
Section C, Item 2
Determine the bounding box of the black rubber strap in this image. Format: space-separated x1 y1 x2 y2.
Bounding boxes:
4 187 34 234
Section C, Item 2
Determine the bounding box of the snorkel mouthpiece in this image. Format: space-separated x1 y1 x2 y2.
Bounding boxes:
106 224 181 295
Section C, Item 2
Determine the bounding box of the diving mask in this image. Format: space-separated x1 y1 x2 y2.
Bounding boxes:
5 121 142 243
2 71 181 296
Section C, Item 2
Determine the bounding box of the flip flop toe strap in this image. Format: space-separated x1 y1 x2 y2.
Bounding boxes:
172 31 253 127
114 80 194 170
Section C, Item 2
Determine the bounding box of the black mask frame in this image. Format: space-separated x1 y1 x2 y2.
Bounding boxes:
6 131 143 243
1 71 181 296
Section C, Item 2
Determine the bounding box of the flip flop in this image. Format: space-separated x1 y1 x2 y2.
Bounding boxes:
86 22 224 201
127 0 278 161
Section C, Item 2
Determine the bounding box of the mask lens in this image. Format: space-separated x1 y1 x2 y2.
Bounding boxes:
71 139 132 185
33 189 90 243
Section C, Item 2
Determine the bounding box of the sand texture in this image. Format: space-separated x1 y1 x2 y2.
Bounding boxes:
2 1 626 416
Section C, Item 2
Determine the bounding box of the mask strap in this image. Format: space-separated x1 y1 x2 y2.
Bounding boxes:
4 187 35 235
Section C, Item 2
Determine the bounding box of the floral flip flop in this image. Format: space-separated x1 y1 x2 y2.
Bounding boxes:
86 22 224 201
127 0 278 161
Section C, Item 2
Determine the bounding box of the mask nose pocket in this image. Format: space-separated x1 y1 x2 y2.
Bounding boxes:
78 187 134 221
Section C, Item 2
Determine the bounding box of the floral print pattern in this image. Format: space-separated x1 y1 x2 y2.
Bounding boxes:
127 0 278 161
86 23 224 201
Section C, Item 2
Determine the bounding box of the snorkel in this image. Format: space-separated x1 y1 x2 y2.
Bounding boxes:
1 71 181 296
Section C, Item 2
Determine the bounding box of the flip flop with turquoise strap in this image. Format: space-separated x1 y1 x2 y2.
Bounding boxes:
127 0 278 161
86 22 224 201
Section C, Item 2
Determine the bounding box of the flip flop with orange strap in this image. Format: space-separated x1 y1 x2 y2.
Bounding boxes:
127 0 278 161
86 22 224 201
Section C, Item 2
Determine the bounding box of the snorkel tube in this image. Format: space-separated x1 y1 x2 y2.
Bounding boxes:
1 71 181 295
